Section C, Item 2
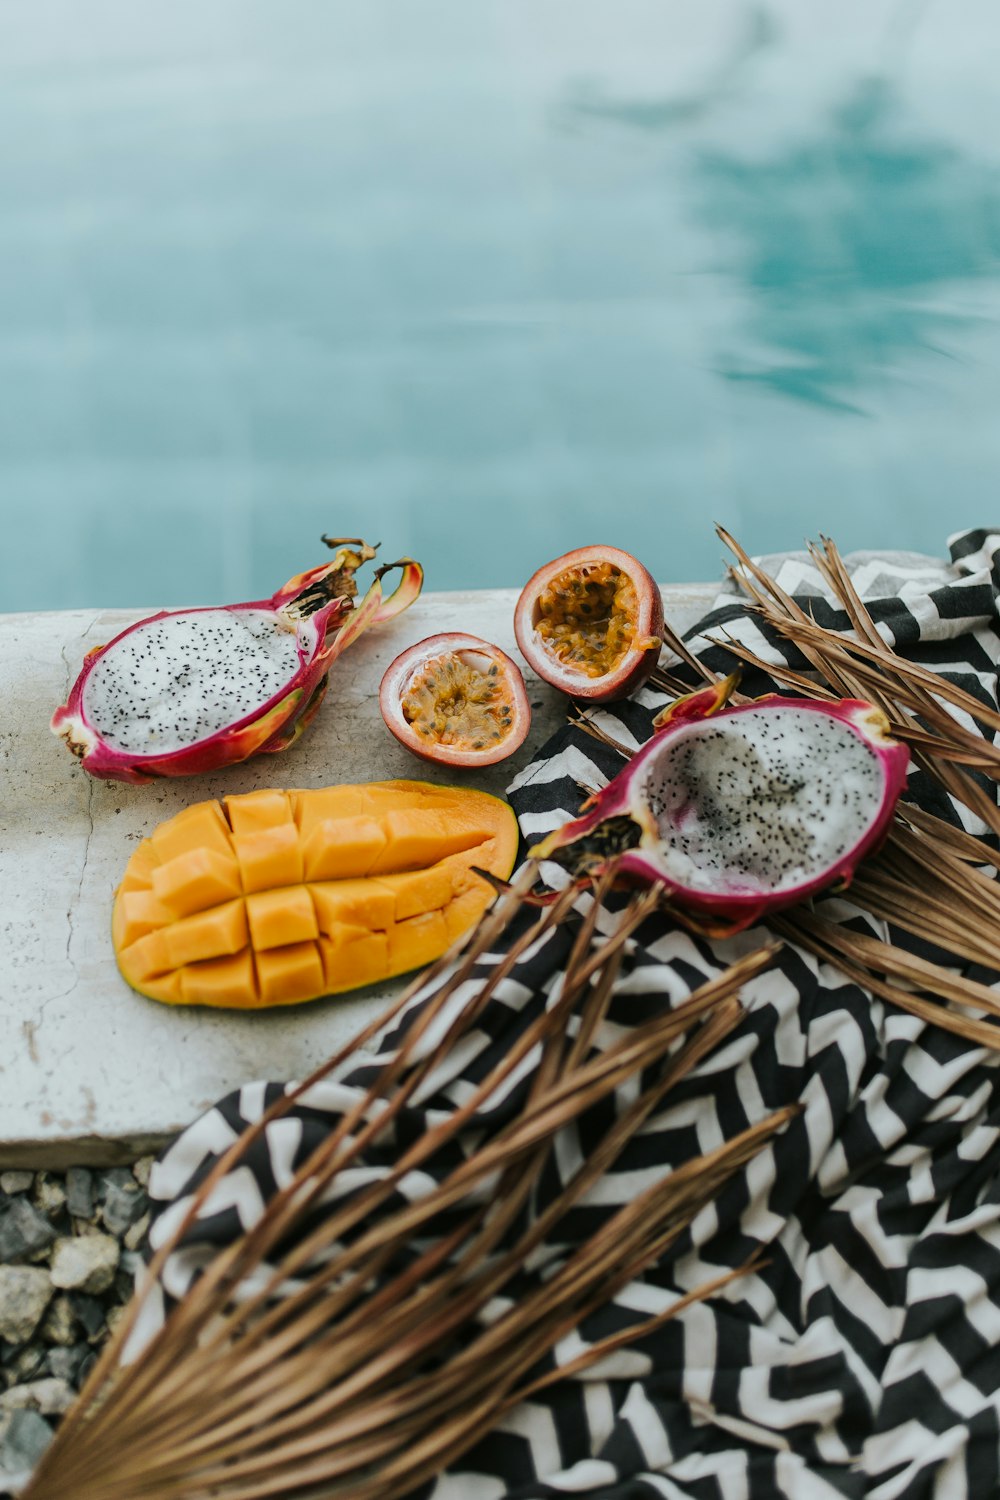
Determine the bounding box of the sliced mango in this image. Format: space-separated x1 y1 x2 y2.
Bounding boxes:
256 942 326 1007
162 898 249 969
292 785 366 831
225 789 295 835
181 951 256 1008
151 801 232 864
319 926 390 994
233 824 304 892
367 810 486 874
118 927 173 983
118 838 158 893
112 889 174 950
113 780 519 1008
388 910 449 975
246 885 319 951
378 866 454 921
152 847 243 918
302 817 387 881
311 879 396 933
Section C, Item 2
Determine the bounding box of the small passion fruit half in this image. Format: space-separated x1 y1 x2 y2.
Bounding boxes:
380 633 531 768
514 544 664 703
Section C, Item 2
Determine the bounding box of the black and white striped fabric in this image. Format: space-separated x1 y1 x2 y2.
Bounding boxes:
142 528 1000 1500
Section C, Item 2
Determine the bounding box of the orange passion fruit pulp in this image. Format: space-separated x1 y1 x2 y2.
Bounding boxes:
514 545 663 703
380 633 531 768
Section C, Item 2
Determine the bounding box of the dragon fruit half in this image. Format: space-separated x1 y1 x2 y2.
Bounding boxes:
531 677 910 932
52 539 423 785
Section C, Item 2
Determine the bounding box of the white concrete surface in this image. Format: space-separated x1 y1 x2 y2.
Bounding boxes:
0 584 715 1165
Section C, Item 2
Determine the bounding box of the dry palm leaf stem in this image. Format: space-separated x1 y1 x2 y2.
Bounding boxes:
26 872 796 1500
572 529 1000 1045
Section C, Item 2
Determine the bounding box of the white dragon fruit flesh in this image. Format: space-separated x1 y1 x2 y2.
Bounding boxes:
531 678 909 932
52 540 422 785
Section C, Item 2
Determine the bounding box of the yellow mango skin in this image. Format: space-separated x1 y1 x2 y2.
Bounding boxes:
114 780 519 1009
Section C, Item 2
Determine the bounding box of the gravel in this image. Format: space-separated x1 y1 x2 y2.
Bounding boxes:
0 1159 154 1495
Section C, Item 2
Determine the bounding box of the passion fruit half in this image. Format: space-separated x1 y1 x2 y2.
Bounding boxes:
514 544 664 703
380 633 531 768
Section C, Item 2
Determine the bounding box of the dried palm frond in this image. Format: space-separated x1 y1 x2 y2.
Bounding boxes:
25 871 795 1500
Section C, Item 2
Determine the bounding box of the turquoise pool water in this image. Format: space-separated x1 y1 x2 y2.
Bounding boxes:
3 1 1000 611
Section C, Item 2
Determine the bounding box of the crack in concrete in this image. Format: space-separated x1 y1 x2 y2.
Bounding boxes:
51 622 100 1015
48 773 95 1025
60 612 101 702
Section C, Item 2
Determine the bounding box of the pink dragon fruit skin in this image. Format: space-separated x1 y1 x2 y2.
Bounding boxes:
51 540 423 785
531 678 910 933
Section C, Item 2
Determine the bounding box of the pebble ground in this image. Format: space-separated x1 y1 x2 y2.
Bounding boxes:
0 1161 151 1494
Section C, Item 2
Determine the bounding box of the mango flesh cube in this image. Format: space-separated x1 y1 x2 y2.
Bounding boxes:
118 838 157 893
292 786 365 831
119 927 173 982
256 942 325 1006
302 818 387 881
444 888 490 943
181 951 256 1008
225 789 294 835
246 885 319 952
152 801 232 863
112 889 175 950
152 847 243 919
388 910 449 975
234 824 304 892
113 780 518 1009
379 867 455 922
163 898 249 969
137 971 184 1004
319 927 390 993
368 810 486 875
311 879 396 934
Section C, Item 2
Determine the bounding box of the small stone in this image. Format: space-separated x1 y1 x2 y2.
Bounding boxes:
0 1198 57 1262
45 1345 90 1386
5 1348 46 1386
0 1406 54 1474
0 1173 33 1196
65 1167 95 1222
120 1250 144 1279
113 1269 135 1304
50 1234 119 1295
0 1266 52 1344
40 1295 77 1348
68 1295 105 1342
132 1156 154 1188
0 1377 74 1417
32 1175 66 1220
75 1351 98 1389
95 1167 135 1201
100 1178 148 1238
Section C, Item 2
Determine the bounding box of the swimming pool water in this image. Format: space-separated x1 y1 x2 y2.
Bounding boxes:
3 1 999 610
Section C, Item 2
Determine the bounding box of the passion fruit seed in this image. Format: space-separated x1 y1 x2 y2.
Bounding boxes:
533 563 638 679
402 653 514 750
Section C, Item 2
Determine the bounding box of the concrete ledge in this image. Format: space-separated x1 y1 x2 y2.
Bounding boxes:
0 584 717 1164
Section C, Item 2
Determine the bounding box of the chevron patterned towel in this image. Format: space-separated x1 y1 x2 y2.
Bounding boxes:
142 529 1000 1500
